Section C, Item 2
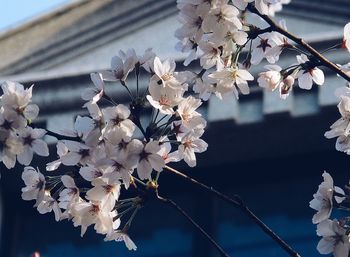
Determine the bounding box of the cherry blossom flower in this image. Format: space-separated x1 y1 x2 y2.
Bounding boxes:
58 175 79 210
316 219 350 257
193 71 216 101
102 105 135 138
153 57 180 88
133 140 165 180
158 139 181 164
178 132 208 167
251 33 275 65
101 153 134 188
266 20 290 62
17 127 49 166
105 230 137 250
176 96 206 129
86 178 120 211
310 172 345 224
79 165 105 182
325 95 350 153
1 81 39 125
209 66 254 99
21 166 46 206
202 3 242 33
198 41 223 69
59 140 92 166
37 191 61 221
0 130 22 169
343 23 350 52
0 110 22 131
82 73 105 104
46 141 69 171
233 0 290 16
296 54 324 90
146 82 183 115
100 50 136 82
257 65 282 91
71 200 115 236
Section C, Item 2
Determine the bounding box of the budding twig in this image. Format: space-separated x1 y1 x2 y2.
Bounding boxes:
246 3 350 83
164 165 301 257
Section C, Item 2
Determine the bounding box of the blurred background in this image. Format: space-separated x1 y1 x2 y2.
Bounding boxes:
1 0 350 256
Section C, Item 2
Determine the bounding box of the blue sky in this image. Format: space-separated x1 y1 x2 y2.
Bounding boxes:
0 0 71 31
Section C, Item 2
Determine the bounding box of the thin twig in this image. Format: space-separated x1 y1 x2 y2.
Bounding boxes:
246 3 350 83
44 129 80 141
156 192 230 257
164 165 301 257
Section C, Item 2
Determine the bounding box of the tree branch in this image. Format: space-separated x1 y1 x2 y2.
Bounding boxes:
156 192 230 257
164 165 301 257
246 3 350 83
45 130 80 141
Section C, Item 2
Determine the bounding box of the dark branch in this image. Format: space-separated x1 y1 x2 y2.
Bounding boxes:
246 3 350 83
164 165 301 257
156 192 230 257
45 130 80 141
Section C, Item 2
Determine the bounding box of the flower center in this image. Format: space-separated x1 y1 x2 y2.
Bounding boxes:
161 73 172 81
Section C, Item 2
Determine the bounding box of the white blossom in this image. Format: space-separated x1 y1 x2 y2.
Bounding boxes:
178 132 208 167
316 219 350 257
82 73 105 104
343 23 350 53
296 54 324 90
21 166 46 206
209 66 254 99
310 172 345 224
17 127 49 166
105 230 137 250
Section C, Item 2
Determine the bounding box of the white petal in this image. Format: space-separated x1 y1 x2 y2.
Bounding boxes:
17 147 34 165
61 175 76 188
32 139 49 156
23 104 39 120
298 72 313 90
311 68 325 86
61 152 81 166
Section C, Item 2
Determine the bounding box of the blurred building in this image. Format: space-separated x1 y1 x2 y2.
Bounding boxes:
1 0 350 256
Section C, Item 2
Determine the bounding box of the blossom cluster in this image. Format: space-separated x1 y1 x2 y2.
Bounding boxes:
0 81 48 169
310 172 350 257
325 87 350 154
2 48 208 250
1 0 350 255
176 0 330 101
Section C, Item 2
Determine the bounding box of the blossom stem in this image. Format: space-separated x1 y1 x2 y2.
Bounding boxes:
115 206 135 220
164 165 301 257
132 176 148 187
246 3 350 83
124 206 140 228
320 43 343 54
156 192 230 257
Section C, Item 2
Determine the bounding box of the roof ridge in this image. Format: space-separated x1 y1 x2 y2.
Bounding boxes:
0 0 88 41
0 0 177 75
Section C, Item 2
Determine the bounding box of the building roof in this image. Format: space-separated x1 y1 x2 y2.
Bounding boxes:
0 0 348 162
0 0 349 78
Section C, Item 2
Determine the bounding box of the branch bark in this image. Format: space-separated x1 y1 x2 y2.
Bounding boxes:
246 3 350 83
164 165 301 257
